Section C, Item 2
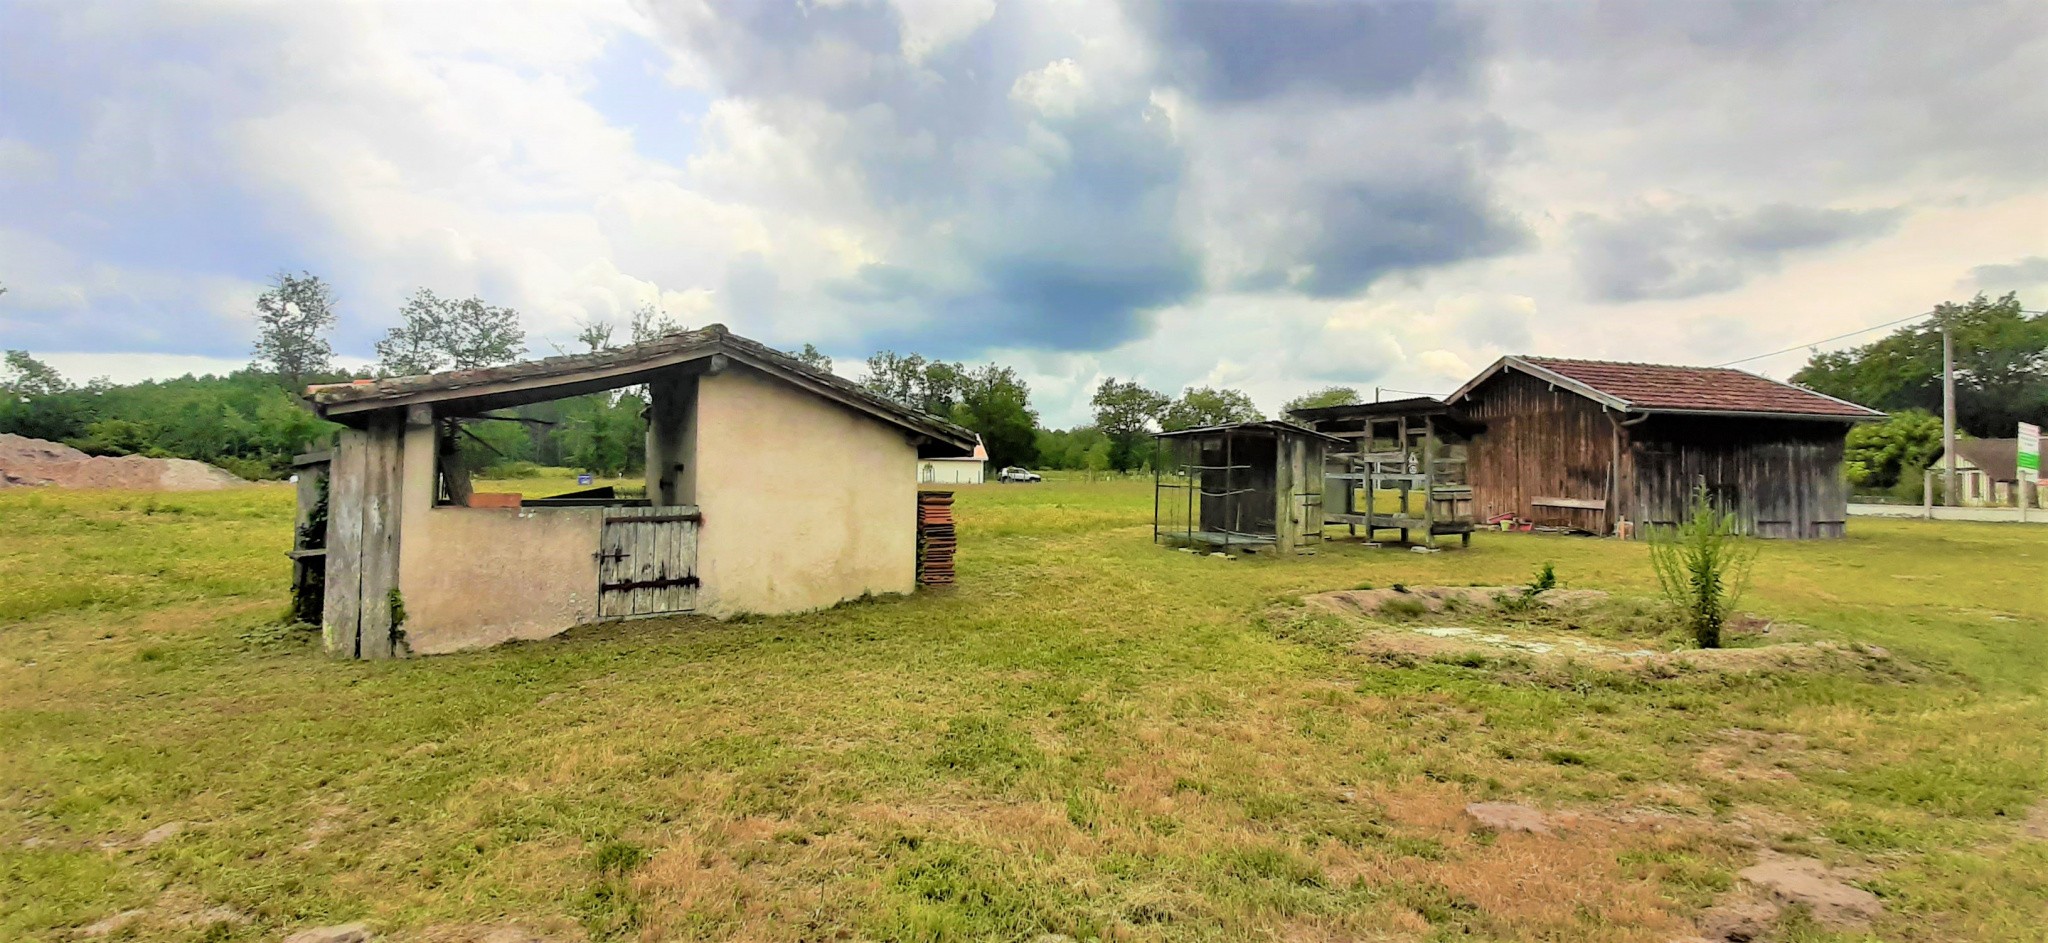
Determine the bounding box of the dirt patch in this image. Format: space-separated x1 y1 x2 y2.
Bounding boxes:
397 924 585 942
1305 586 1608 617
2023 802 2048 841
0 434 246 490
1694 890 1780 942
1736 852 1881 927
1465 801 1558 835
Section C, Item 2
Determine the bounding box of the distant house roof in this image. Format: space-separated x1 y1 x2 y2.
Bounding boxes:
1155 420 1348 444
306 324 978 454
1936 438 2019 482
1447 356 1884 421
1286 396 1450 423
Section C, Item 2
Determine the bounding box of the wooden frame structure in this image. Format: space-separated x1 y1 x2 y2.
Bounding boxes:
1151 421 1344 555
1287 398 1476 548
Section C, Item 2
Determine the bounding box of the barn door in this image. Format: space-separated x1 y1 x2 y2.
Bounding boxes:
597 506 700 618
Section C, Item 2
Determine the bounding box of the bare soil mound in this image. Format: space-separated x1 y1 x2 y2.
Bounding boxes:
0 434 247 491
1307 586 1609 616
1291 586 1908 677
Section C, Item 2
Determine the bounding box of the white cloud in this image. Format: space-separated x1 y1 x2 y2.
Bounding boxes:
1011 58 1089 119
2 0 2043 427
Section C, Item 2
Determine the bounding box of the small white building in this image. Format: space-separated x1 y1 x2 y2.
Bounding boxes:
919 435 988 484
1934 439 2035 507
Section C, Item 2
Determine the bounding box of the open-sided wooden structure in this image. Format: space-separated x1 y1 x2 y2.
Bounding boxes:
1152 421 1344 554
298 324 977 659
1287 397 1477 548
1446 356 1883 538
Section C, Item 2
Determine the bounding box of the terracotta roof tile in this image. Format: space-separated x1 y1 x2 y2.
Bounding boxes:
1519 357 1883 419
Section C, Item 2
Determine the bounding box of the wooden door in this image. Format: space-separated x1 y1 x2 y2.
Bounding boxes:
597 506 700 618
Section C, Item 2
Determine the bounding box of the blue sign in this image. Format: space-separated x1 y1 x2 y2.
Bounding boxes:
577 474 594 485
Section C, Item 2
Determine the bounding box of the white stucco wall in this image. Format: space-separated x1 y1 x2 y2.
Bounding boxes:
919 458 985 484
395 421 604 654
692 367 919 616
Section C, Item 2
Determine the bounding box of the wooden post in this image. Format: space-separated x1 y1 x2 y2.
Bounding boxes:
323 427 367 657
1225 428 1237 551
356 412 406 660
1422 417 1437 548
1942 320 1957 506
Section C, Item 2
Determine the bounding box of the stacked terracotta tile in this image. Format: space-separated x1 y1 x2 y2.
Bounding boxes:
917 490 956 585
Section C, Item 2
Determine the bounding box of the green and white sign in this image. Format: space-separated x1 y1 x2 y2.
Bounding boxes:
2021 422 2040 484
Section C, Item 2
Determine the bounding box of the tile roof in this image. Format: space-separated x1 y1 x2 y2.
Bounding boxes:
1508 357 1883 419
1939 438 2019 481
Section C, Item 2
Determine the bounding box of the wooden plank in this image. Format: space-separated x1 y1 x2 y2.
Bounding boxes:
1531 496 1607 510
355 414 404 659
321 427 367 657
678 519 698 611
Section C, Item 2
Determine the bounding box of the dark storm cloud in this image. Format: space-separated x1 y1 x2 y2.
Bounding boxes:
1967 256 2048 292
644 0 1202 352
1295 175 1528 297
1141 0 1524 298
1149 0 1482 101
1572 203 1906 302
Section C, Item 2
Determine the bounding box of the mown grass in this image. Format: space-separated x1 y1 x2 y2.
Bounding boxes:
2 478 2046 941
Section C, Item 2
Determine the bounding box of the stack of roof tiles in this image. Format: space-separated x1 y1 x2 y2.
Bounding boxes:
916 491 956 586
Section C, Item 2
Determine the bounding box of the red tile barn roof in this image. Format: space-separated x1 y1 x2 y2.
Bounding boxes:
1448 356 1885 421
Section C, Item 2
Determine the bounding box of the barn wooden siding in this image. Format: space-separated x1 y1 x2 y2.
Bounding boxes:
1459 369 1619 534
1627 416 1850 539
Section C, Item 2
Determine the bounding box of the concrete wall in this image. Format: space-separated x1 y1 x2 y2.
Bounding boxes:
395 421 604 654
1850 502 2046 524
692 366 918 616
919 458 985 484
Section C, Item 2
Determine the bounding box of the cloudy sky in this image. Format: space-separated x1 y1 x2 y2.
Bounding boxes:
1 0 2044 425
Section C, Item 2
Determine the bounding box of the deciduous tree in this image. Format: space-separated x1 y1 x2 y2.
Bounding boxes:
1090 377 1168 471
951 364 1037 468
1281 385 1362 417
1159 386 1262 431
250 271 337 388
1795 292 2046 437
374 289 527 376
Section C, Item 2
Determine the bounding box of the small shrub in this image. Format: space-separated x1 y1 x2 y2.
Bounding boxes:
1380 597 1430 620
1530 561 1557 593
1649 482 1757 649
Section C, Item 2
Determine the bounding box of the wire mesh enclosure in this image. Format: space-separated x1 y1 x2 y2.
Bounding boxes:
1152 422 1341 555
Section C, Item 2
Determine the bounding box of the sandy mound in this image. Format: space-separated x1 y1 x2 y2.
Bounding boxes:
1347 624 1900 675
0 434 247 491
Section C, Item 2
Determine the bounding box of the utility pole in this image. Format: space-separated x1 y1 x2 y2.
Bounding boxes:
1942 315 1957 507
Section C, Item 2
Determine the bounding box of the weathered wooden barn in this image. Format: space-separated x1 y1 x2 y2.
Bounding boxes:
1444 357 1883 538
298 324 977 659
1152 421 1343 554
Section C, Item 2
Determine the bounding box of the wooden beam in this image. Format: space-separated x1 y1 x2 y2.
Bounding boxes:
322 427 367 657
354 413 404 660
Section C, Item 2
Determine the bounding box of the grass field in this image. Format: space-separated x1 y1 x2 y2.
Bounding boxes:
3 479 2046 942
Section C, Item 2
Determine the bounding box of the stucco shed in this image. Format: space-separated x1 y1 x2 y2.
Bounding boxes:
299 325 976 659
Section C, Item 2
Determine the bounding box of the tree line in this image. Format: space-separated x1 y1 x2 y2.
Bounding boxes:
2 269 1352 480
15 266 2024 486
1795 292 2046 498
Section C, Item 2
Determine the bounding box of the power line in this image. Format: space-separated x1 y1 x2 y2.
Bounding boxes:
1713 311 1932 368
1715 305 2046 370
